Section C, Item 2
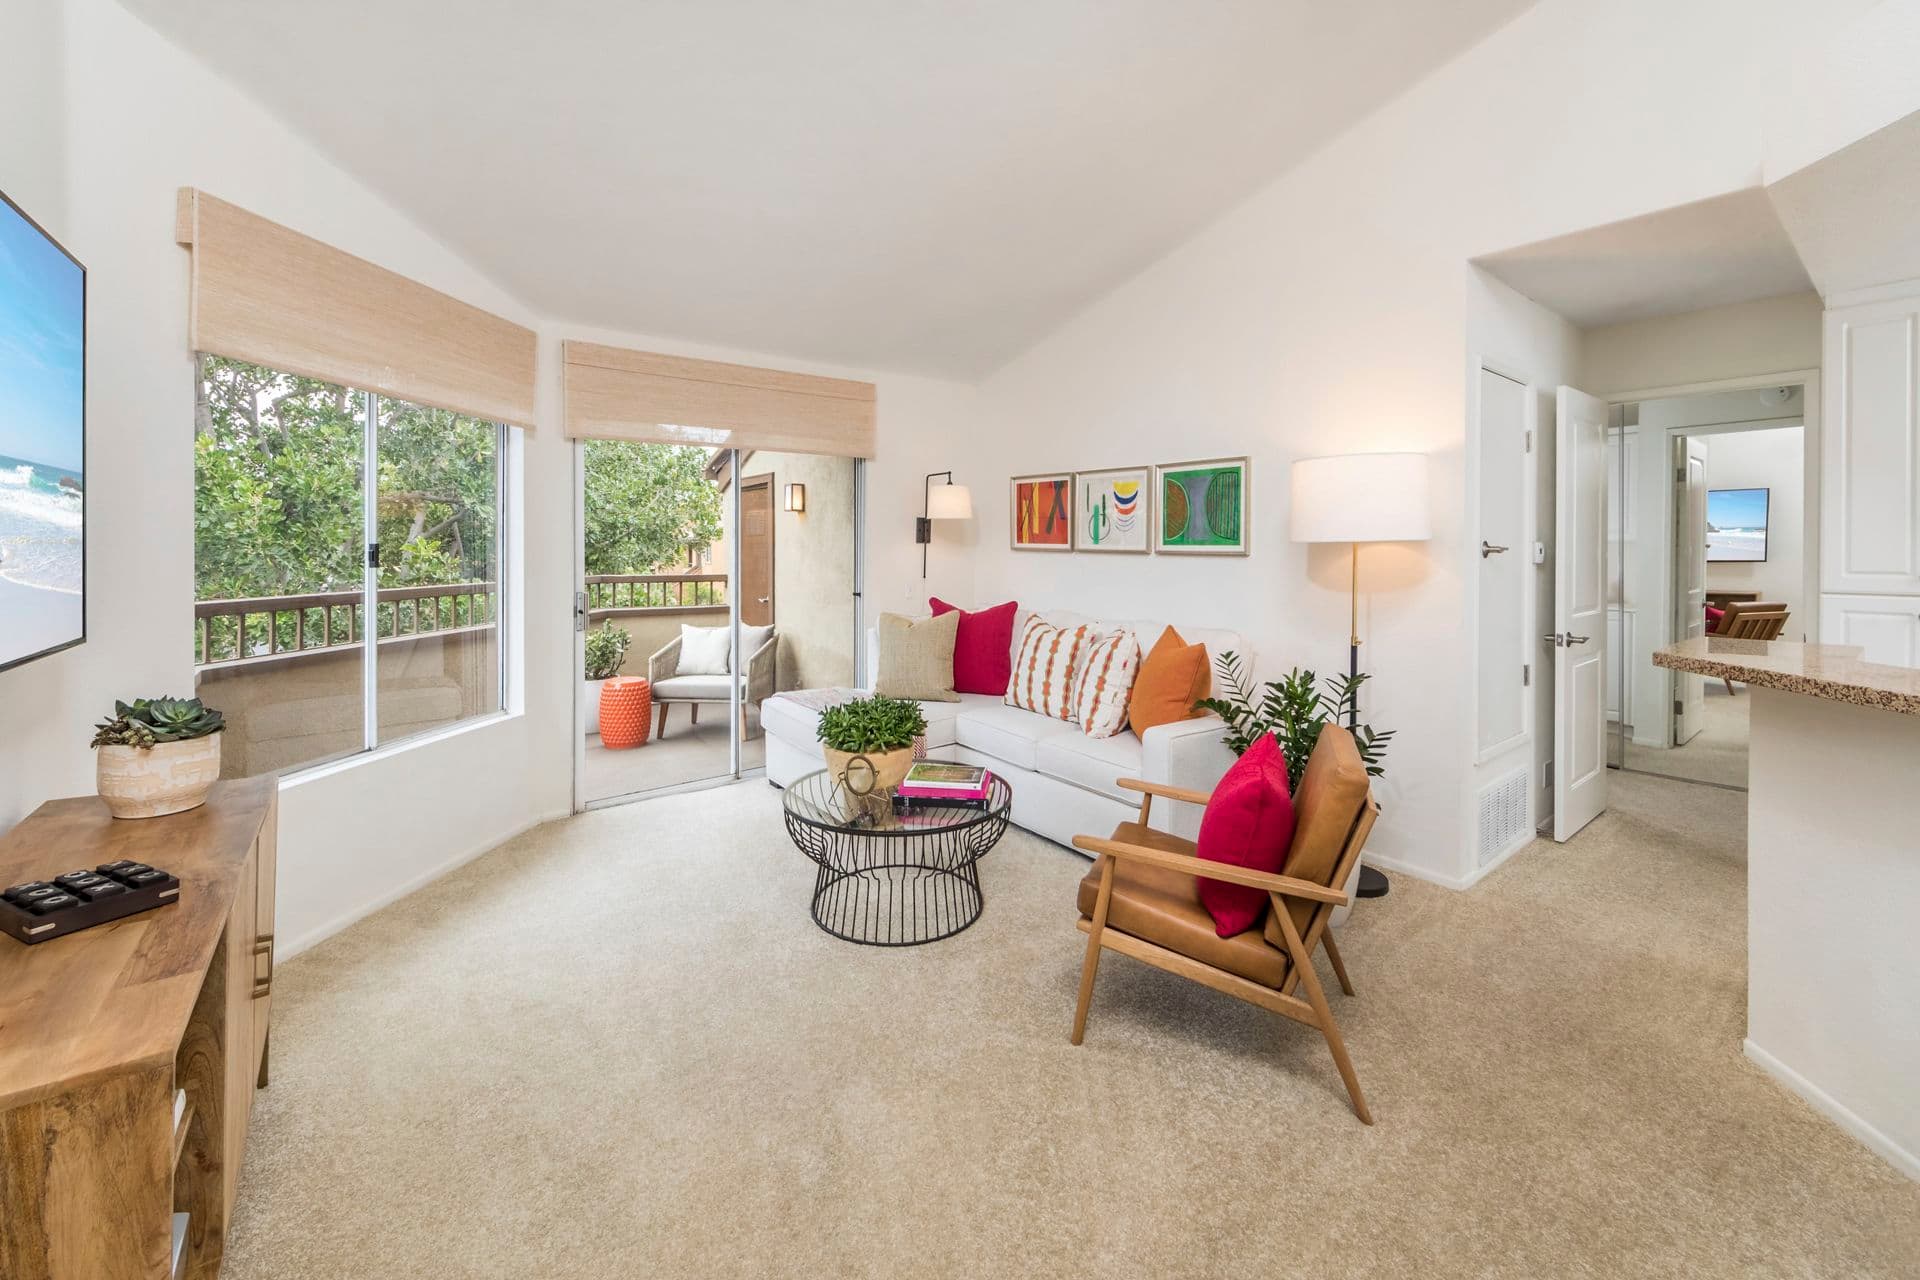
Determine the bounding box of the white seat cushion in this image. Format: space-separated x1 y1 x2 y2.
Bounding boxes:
651 674 741 701
761 690 995 751
1034 728 1144 804
954 702 1079 771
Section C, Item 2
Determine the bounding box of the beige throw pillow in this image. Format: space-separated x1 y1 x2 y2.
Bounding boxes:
874 611 960 703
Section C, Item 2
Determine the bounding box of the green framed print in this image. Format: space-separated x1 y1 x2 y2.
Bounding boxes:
1073 466 1152 553
1010 472 1073 550
1155 456 1250 555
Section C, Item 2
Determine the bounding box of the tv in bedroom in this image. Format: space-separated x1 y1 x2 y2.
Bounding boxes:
0 186 85 674
1706 487 1768 563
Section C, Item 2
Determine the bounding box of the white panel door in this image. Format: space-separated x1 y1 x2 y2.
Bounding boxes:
1674 436 1709 746
1821 593 1920 667
1823 298 1920 595
1554 386 1610 842
1476 368 1528 759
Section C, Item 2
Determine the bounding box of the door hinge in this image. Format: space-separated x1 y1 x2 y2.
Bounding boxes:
1524 429 1533 453
1673 699 1684 716
574 590 587 633
1523 663 1531 687
1674 466 1685 482
366 542 380 569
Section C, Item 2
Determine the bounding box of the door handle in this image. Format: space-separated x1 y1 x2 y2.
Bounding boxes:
1565 633 1590 646
1541 632 1593 647
1481 541 1509 558
757 596 770 604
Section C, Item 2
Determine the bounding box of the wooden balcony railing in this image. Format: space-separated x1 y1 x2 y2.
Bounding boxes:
194 582 497 667
585 573 727 614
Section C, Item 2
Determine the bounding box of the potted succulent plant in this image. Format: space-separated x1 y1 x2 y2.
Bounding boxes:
583 621 632 736
815 695 927 795
91 696 227 819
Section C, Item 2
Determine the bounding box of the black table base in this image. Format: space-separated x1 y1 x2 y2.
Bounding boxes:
783 784 1011 946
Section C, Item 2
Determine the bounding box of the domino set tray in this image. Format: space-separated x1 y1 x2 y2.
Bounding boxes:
1 860 181 944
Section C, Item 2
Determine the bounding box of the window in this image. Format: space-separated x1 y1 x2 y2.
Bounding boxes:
194 356 505 776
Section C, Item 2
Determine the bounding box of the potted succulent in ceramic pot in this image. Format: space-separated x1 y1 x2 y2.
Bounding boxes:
815 695 927 795
91 697 226 819
583 621 631 736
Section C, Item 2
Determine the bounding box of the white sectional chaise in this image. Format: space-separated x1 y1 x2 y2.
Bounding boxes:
762 610 1246 847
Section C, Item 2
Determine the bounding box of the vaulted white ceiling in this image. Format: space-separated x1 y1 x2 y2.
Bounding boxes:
120 0 1534 377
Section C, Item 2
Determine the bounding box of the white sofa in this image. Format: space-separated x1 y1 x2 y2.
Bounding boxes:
762 609 1245 848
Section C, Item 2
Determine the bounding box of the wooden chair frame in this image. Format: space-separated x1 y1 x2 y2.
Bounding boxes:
1710 602 1789 694
1069 777 1381 1124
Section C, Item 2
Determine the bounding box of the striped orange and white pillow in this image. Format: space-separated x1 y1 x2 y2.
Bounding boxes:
1073 629 1141 738
1006 616 1096 721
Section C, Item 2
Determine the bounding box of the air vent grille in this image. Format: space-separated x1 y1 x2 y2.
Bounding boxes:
1477 767 1531 867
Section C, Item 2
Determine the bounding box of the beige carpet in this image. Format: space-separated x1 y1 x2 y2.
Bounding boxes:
224 772 1920 1279
1624 680 1749 789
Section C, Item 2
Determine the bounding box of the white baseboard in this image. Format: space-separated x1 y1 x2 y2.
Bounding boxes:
277 815 553 962
1744 1038 1920 1182
1358 851 1474 891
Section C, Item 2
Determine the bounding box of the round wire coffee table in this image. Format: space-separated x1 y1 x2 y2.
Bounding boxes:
781 767 1013 945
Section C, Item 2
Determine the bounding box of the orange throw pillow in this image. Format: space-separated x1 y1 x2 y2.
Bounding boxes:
1128 626 1212 735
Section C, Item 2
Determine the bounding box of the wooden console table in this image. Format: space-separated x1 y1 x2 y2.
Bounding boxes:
0 780 277 1280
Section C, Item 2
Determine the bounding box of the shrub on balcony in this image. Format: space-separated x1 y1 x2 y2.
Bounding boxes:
584 622 632 681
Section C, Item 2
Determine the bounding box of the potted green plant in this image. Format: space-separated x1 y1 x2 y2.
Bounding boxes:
91 697 227 819
1195 654 1394 791
815 695 928 794
583 621 632 736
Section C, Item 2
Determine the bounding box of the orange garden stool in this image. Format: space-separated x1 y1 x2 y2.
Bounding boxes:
599 677 653 749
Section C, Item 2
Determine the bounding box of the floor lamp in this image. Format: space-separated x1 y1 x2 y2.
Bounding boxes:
1290 452 1431 898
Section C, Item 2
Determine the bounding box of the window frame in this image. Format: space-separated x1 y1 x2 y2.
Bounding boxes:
192 357 510 777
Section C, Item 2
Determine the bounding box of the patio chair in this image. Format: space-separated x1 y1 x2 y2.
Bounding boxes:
648 627 777 740
1069 724 1381 1123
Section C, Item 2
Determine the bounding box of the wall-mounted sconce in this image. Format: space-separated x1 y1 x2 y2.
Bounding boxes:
916 471 973 577
784 482 806 513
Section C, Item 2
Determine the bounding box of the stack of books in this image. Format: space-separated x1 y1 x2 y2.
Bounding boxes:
893 762 993 811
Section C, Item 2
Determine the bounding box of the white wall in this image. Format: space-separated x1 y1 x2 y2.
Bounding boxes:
968 0 1869 886
1701 426 1806 612
1582 292 1824 396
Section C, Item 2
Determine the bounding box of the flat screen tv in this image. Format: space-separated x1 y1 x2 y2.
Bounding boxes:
1706 487 1768 563
0 186 85 674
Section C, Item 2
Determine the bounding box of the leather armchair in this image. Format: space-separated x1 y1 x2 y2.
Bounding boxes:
1069 724 1381 1123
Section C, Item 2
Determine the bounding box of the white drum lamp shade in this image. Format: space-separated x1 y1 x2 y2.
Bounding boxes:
927 482 973 520
1290 453 1430 544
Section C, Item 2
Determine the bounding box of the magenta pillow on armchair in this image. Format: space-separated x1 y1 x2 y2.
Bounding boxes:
1194 733 1297 937
930 598 1017 696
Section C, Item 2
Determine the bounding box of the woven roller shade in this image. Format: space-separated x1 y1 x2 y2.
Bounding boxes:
176 189 538 429
563 341 876 458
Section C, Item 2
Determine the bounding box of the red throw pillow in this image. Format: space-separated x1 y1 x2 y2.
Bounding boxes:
1194 733 1297 936
1705 604 1726 631
930 598 1017 696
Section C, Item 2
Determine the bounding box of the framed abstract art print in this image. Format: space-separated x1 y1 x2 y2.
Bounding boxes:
1010 473 1072 550
1073 466 1152 553
1155 456 1250 555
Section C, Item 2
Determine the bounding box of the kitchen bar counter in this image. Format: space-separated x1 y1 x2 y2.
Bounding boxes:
1652 636 1920 715
1653 635 1920 1181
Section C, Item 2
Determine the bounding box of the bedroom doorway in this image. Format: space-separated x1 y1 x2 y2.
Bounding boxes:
1607 383 1811 791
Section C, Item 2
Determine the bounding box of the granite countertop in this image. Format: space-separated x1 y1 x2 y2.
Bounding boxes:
1651 637 1920 716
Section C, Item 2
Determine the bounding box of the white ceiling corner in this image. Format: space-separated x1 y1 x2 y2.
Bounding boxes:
1473 188 1814 331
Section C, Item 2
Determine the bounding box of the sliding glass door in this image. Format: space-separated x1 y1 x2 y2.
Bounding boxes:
574 444 861 808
